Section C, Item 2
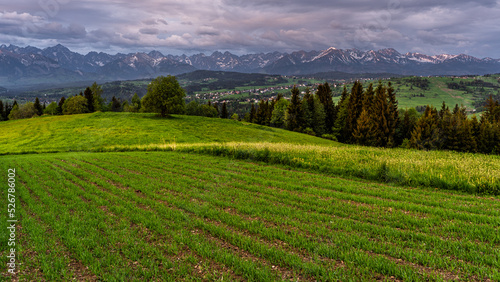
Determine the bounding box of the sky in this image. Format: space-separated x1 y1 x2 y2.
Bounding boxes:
1 0 499 58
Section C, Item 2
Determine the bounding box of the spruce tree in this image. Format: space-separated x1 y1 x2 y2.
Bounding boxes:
0 100 4 121
316 83 336 133
213 103 219 116
221 102 229 119
362 83 375 113
370 82 391 147
470 115 481 141
249 103 256 123
312 96 326 136
399 108 419 142
285 86 303 132
301 88 314 130
438 103 452 149
332 95 350 142
34 97 43 116
477 120 497 154
386 82 399 147
353 109 377 146
111 96 121 112
482 95 500 123
57 97 66 115
4 102 12 120
90 82 104 112
265 100 273 126
84 87 94 113
338 85 349 106
345 81 364 143
410 105 441 150
255 100 267 125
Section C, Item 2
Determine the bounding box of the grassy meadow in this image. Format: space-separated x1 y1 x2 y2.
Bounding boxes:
1 152 499 281
1 112 499 280
0 112 334 155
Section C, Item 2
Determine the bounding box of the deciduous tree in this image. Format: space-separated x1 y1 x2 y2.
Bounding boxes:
141 75 186 117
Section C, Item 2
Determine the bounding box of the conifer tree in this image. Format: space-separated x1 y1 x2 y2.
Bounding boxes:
265 100 273 126
84 87 94 113
332 86 350 142
34 97 43 116
213 103 219 116
255 100 267 125
345 81 364 142
0 100 4 121
3 102 12 120
370 82 391 147
386 82 399 147
338 85 349 106
438 102 452 149
285 86 303 132
312 96 326 136
111 96 121 112
316 83 336 133
301 88 314 130
482 95 500 123
249 103 256 123
399 108 419 142
57 97 66 115
410 105 441 150
90 82 104 112
477 120 497 154
470 115 481 141
353 109 377 146
221 102 229 119
362 83 375 113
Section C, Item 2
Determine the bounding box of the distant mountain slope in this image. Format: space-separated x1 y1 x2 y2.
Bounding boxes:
1 44 500 89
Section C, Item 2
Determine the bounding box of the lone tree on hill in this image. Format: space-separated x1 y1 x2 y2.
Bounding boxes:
141 75 186 117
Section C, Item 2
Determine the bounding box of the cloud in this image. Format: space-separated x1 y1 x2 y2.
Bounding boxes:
0 0 499 57
196 26 220 36
139 28 160 35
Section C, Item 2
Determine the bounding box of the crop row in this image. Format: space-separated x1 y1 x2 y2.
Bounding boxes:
1 151 498 280
101 142 500 195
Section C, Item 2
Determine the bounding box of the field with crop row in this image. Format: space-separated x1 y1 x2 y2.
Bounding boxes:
1 151 499 281
103 141 500 195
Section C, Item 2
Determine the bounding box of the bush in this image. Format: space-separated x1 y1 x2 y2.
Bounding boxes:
8 103 38 120
62 96 89 115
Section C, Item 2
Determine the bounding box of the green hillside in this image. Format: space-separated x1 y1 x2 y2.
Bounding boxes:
1 113 499 280
332 75 500 113
0 112 335 155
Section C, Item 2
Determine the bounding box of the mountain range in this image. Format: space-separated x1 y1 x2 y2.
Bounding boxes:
1 44 500 89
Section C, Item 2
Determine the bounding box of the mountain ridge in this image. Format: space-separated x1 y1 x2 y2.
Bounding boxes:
1 44 500 89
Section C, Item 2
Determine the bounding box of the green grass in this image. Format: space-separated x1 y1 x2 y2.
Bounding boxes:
332 76 500 112
1 112 499 280
0 112 335 155
1 151 499 280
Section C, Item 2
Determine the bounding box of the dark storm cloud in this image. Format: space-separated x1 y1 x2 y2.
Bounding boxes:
0 0 498 57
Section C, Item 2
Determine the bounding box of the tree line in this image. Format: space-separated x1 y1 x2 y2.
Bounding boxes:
2 76 499 155
243 81 500 154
